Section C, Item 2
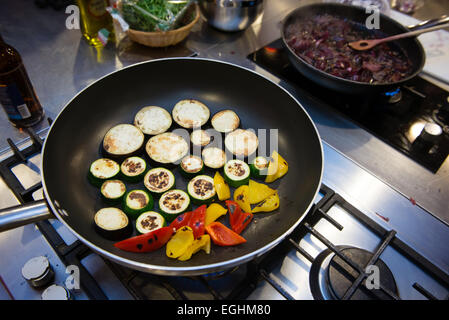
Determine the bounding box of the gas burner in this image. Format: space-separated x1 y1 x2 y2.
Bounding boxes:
382 88 403 104
309 246 398 300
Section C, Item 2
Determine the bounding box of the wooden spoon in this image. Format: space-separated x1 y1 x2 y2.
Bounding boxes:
348 23 449 51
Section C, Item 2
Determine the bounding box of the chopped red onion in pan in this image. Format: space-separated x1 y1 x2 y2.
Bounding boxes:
285 14 413 84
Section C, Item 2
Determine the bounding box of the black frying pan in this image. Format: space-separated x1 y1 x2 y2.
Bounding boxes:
281 3 427 95
0 58 323 276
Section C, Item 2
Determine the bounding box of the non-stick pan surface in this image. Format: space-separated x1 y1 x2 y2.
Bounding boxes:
281 3 426 95
42 58 323 275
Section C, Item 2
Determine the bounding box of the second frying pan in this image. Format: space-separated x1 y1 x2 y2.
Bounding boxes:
281 3 431 95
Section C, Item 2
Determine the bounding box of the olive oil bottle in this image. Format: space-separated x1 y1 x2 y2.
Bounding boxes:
0 33 44 128
77 0 115 46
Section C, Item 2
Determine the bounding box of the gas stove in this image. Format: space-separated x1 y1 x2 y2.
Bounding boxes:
0 120 448 300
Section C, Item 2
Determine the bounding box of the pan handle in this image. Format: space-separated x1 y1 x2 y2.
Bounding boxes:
0 200 54 232
408 15 449 31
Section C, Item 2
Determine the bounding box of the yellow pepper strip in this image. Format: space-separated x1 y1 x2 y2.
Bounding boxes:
233 185 251 213
252 192 280 213
166 226 194 259
214 171 231 201
205 203 227 226
178 234 211 261
265 151 289 183
248 179 276 204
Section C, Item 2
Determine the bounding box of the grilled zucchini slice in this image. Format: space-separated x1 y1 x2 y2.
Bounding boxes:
187 175 216 205
159 189 191 223
223 159 250 188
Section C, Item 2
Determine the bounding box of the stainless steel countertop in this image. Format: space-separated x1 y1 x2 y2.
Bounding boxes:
1 0 449 224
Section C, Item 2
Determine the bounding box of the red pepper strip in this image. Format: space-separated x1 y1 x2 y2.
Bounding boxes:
169 210 193 230
188 205 207 239
114 227 175 253
232 211 253 235
205 222 246 246
225 200 242 230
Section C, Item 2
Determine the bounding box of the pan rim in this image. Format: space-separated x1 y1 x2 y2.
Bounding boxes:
41 57 324 276
280 2 426 88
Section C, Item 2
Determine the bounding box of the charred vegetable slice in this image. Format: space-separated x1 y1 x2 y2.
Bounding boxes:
225 200 253 235
190 129 212 147
248 179 276 204
146 132 189 166
123 189 153 219
252 192 280 213
172 99 210 129
223 159 250 188
179 155 204 178
211 109 240 133
100 180 127 203
166 226 195 258
205 222 246 246
178 234 211 261
135 211 165 234
120 156 147 182
213 171 230 201
88 158 120 187
249 156 269 179
202 147 226 169
134 106 172 135
103 124 144 157
94 207 131 240
187 175 216 205
114 226 175 253
224 129 258 157
233 185 252 213
159 189 191 223
265 151 289 183
143 167 175 197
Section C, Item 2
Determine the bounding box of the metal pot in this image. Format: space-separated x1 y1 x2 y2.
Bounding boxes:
198 0 264 32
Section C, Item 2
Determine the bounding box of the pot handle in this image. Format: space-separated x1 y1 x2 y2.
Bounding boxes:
408 15 449 31
0 200 54 232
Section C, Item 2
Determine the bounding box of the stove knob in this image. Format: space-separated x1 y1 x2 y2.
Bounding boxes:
21 256 55 288
412 122 442 153
421 122 443 142
41 284 72 300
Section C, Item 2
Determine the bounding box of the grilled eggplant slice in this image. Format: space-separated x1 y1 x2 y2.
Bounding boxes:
94 207 132 240
103 124 144 157
123 189 154 219
134 106 172 135
100 179 127 203
172 99 210 129
211 109 240 133
224 129 259 157
146 132 189 166
180 155 204 179
120 156 147 182
143 167 175 197
159 189 191 223
135 211 166 234
88 158 120 187
187 175 216 205
190 129 212 147
202 147 226 169
223 159 250 188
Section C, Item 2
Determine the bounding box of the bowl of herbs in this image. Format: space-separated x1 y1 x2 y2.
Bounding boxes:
121 0 200 47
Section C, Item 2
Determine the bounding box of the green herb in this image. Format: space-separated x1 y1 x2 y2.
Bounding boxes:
122 0 188 32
